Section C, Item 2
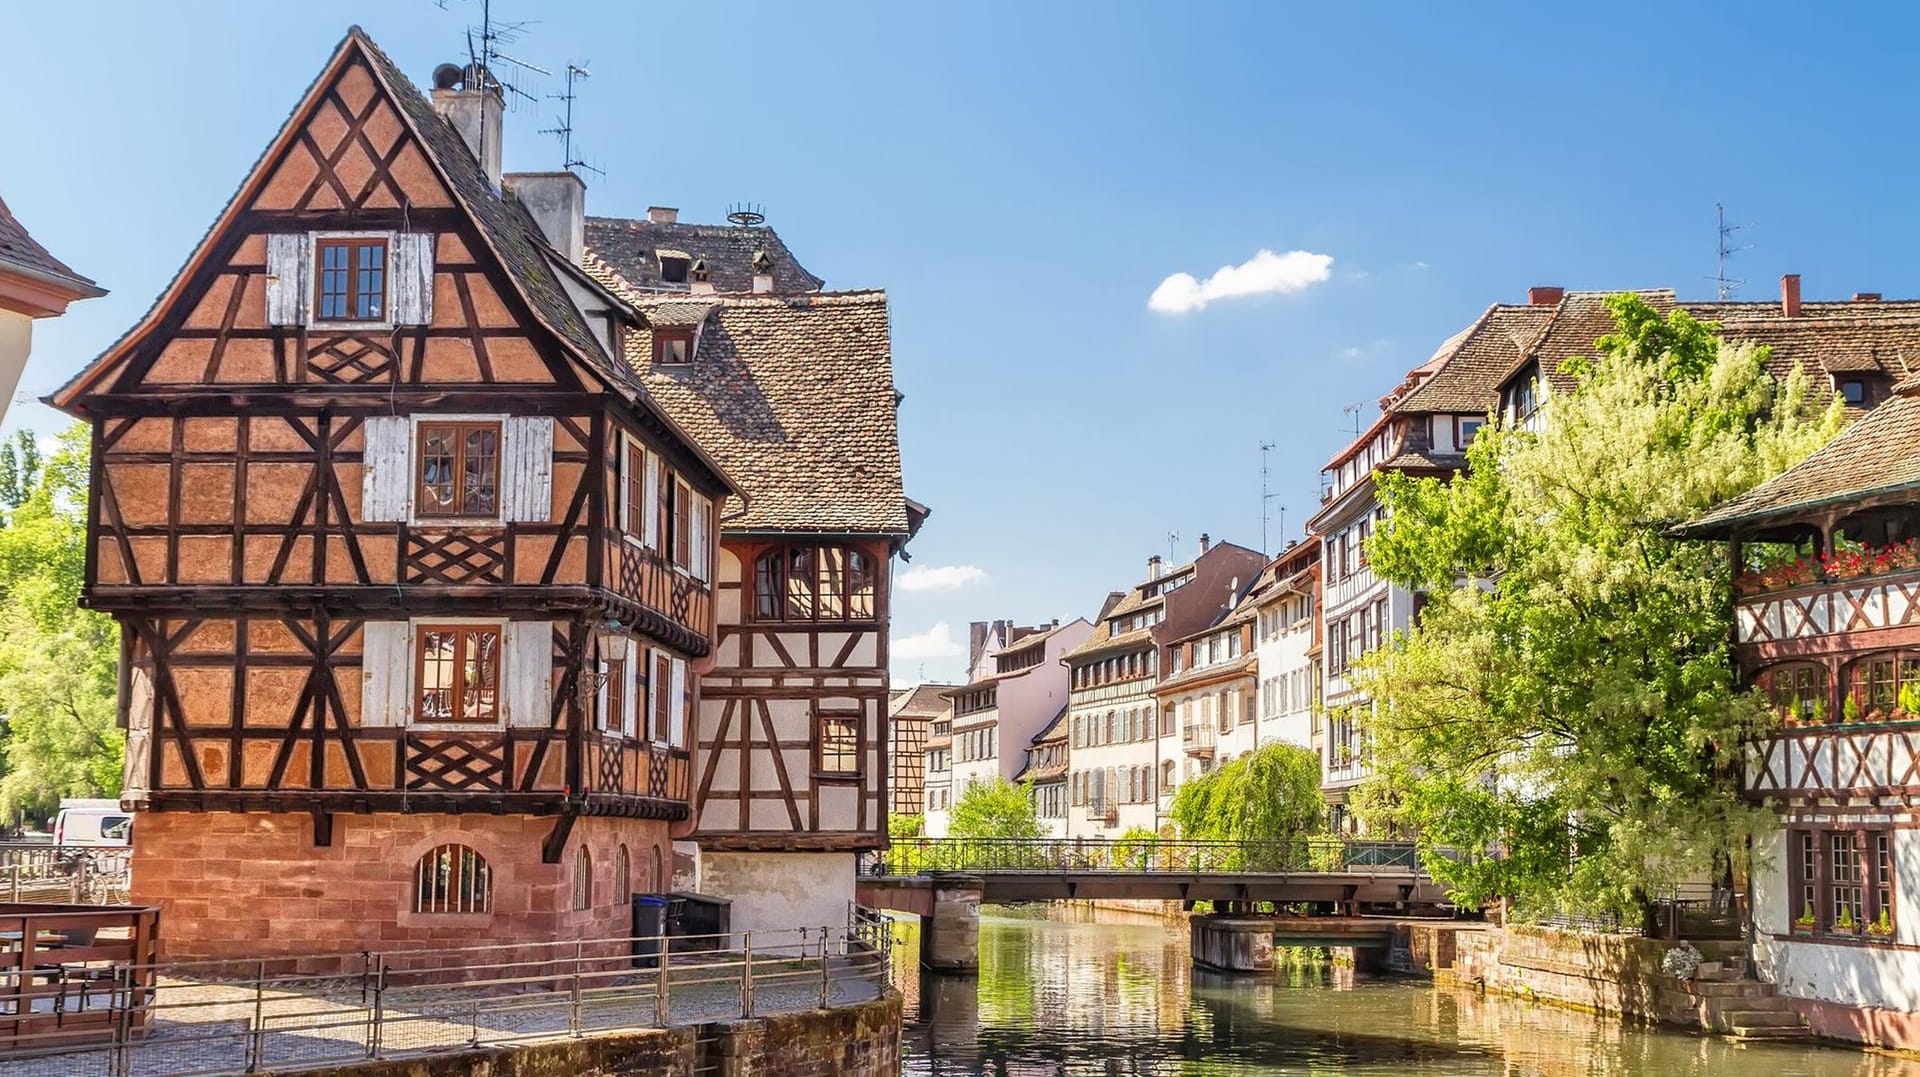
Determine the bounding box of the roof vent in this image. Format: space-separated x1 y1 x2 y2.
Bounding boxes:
432 63 464 90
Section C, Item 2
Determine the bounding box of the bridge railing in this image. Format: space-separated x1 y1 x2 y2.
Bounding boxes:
860 836 1421 876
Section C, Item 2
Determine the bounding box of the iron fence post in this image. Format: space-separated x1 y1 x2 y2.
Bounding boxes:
569 940 583 1036
818 924 831 1008
246 958 266 1072
110 964 131 1077
370 955 386 1059
655 933 671 1027
740 930 754 1018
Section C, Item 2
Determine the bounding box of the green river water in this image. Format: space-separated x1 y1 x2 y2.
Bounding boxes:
891 906 1920 1076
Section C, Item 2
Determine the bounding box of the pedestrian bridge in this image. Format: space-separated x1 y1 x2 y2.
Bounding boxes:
856 837 1450 969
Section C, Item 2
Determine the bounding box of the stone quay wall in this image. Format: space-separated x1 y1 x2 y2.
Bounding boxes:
280 993 903 1077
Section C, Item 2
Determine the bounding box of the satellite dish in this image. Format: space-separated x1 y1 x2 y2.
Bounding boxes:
432 63 465 90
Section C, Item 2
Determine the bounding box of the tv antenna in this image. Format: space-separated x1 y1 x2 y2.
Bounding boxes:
1166 531 1181 565
460 0 548 111
1260 442 1283 555
540 63 604 176
1342 401 1367 440
1710 201 1750 300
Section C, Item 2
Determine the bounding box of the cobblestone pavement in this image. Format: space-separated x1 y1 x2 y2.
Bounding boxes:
0 954 888 1077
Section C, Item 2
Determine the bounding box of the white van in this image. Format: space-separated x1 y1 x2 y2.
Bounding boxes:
52 799 132 848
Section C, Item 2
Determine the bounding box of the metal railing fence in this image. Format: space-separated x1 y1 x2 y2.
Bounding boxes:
0 908 894 1077
0 845 131 905
862 836 1422 876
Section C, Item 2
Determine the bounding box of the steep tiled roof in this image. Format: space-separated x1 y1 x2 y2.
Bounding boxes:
584 216 822 294
1390 304 1555 414
0 194 99 293
1061 624 1156 663
1504 290 1920 400
1154 653 1257 696
582 269 911 535
1678 383 1920 536
888 684 954 719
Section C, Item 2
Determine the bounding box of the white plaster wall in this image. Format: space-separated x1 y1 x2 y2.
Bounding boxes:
1253 600 1316 751
1751 825 1920 1012
0 311 29 431
697 851 855 939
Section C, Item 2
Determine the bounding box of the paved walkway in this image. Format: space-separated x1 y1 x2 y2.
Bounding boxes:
0 954 888 1077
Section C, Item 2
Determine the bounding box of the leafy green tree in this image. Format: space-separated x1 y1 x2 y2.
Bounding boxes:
1352 295 1844 918
888 813 923 840
947 777 1044 840
1168 742 1325 853
0 431 40 512
0 426 121 820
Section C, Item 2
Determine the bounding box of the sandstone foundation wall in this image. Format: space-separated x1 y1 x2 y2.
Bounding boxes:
133 810 674 960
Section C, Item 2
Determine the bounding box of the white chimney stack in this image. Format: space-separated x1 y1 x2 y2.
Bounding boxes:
503 172 586 263
648 206 679 224
431 64 503 189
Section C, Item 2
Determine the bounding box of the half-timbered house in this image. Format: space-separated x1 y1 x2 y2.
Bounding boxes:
51 29 740 958
1678 381 1920 1050
580 260 922 932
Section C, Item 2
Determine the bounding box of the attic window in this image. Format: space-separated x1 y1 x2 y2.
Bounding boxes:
1841 379 1867 405
657 249 692 285
655 327 694 366
316 237 387 321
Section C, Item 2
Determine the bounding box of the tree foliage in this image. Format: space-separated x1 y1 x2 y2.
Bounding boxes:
1353 295 1844 917
1168 742 1325 843
947 777 1044 840
0 428 122 821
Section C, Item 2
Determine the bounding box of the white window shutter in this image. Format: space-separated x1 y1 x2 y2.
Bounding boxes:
618 436 633 535
362 416 411 522
391 232 435 325
622 638 638 738
266 234 309 326
505 621 553 728
501 416 554 522
690 496 708 580
360 622 410 727
643 456 662 548
669 657 687 746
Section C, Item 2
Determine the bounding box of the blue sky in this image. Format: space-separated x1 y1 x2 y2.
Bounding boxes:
5 2 1918 684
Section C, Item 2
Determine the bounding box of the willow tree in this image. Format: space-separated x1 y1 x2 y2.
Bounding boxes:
1169 742 1324 843
1352 295 1844 918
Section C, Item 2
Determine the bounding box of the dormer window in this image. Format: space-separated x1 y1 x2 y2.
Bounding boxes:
315 236 387 321
689 258 710 284
751 250 772 274
658 249 691 284
1840 379 1867 405
654 327 694 365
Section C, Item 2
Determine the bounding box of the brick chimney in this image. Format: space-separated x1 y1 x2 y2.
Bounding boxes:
647 206 679 224
1198 533 1211 556
1854 292 1882 302
1147 555 1162 580
431 64 504 188
1527 286 1565 306
1781 274 1802 318
503 172 586 263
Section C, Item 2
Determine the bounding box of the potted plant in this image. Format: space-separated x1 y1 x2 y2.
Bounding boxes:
1844 694 1862 724
1899 683 1920 721
1810 697 1828 725
1792 907 1817 936
1866 910 1895 940
1834 907 1860 936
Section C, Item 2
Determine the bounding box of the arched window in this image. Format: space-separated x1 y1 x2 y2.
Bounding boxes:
1160 759 1174 794
615 845 632 905
414 844 490 914
652 846 665 893
753 544 876 621
574 845 593 911
1846 653 1920 719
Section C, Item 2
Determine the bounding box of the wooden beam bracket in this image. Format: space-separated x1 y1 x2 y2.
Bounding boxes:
540 813 578 864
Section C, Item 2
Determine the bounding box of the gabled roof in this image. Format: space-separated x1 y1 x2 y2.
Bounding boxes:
0 193 102 303
1677 380 1920 537
584 216 822 294
582 270 911 536
1389 303 1556 414
889 683 955 719
50 26 641 414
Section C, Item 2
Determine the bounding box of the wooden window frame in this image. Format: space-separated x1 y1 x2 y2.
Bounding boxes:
815 709 863 780
624 438 647 540
651 652 673 744
314 235 390 324
1787 824 1898 941
603 654 626 734
415 420 504 520
413 624 503 725
654 327 694 365
750 543 880 624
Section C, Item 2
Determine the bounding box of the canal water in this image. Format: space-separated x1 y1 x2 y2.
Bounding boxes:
892 905 1920 1076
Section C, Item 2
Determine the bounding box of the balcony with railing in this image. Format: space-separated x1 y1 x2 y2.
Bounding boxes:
1181 723 1215 758
1084 796 1118 824
1732 542 1920 647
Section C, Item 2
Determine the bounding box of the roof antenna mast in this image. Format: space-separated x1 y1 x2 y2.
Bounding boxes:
540 63 605 177
449 0 549 181
1712 201 1751 300
1260 441 1282 556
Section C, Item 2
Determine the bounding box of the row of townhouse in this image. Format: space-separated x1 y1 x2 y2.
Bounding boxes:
896 276 1920 869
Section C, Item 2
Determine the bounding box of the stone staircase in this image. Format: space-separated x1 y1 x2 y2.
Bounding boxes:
1721 1005 1812 1042
1679 961 1811 1042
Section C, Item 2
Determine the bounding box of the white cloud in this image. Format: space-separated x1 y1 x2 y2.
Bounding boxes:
1411 260 1431 270
1148 248 1335 314
897 564 990 593
893 622 965 660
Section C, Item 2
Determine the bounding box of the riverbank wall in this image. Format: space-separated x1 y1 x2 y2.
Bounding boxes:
275 994 902 1077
